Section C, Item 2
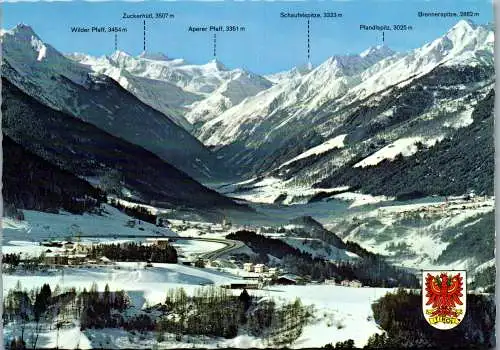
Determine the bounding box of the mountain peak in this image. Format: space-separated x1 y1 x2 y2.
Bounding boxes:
7 23 38 39
450 19 477 32
205 58 227 71
438 19 490 53
138 51 169 61
110 50 131 59
294 64 313 74
360 44 394 58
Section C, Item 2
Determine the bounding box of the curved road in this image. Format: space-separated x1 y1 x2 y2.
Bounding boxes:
79 234 244 261
197 238 244 260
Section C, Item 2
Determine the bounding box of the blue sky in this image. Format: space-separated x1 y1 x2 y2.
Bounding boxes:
3 0 493 74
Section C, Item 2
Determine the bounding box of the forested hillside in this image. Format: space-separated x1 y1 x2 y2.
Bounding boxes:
227 230 418 287
315 89 494 198
3 134 105 214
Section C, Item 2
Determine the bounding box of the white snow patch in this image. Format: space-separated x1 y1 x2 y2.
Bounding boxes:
281 134 347 167
444 108 474 129
353 137 441 168
474 258 495 273
333 192 392 208
37 44 47 61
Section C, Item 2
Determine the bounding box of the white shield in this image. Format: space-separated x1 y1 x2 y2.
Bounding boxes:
422 270 467 330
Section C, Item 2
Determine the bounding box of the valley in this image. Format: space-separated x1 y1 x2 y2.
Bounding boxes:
0 2 495 348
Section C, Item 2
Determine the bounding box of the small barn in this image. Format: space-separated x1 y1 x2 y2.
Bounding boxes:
150 239 171 249
100 256 113 265
340 279 350 287
275 275 298 285
63 242 75 251
222 282 259 290
44 253 68 266
341 279 362 288
350 279 362 288
68 254 87 265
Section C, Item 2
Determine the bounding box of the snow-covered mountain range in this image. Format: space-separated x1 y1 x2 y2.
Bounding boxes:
197 20 492 146
0 18 495 326
68 51 273 130
2 20 494 194
1 24 223 181
63 20 493 190
202 19 494 186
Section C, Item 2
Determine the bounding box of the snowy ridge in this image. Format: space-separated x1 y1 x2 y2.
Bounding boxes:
198 45 396 146
197 20 493 148
340 19 493 103
2 24 224 180
69 50 273 130
186 69 273 124
71 51 199 129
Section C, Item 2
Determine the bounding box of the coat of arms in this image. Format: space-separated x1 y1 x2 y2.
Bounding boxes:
422 270 466 330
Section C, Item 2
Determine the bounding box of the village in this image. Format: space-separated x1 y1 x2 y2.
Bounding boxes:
376 194 493 220
4 235 365 291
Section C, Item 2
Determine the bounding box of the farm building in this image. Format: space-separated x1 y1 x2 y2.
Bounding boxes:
243 263 254 272
275 275 298 285
44 253 68 265
254 264 267 273
63 242 75 250
99 256 113 265
149 239 172 249
341 279 362 288
68 254 87 265
222 282 259 290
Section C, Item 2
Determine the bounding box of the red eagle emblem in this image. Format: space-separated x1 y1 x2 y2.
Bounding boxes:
425 272 463 317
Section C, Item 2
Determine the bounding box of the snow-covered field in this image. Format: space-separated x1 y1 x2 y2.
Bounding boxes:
2 194 492 349
332 192 392 208
2 205 175 246
2 204 392 348
3 262 393 349
223 176 399 210
3 262 242 299
353 136 442 168
223 176 352 205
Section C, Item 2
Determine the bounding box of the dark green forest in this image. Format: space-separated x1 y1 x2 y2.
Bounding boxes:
88 242 178 263
367 289 495 349
322 289 495 349
3 134 105 214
